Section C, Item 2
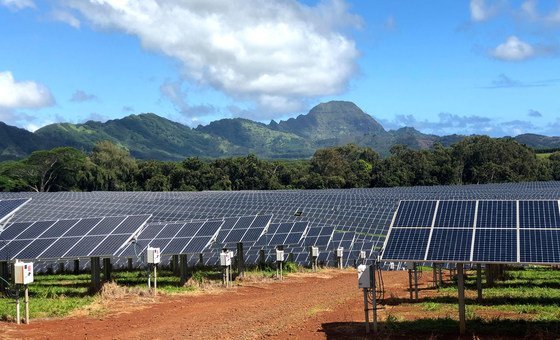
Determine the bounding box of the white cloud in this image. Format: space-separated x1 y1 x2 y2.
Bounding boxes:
491 36 535 61
470 0 500 22
0 71 55 109
62 0 360 115
51 9 81 28
0 0 35 10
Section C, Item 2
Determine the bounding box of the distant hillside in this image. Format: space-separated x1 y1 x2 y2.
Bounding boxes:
2 100 560 161
0 122 45 161
35 113 242 161
196 118 314 159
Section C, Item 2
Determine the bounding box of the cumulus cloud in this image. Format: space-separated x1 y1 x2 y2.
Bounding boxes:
491 36 536 61
470 0 501 22
521 0 560 25
50 9 81 28
0 71 54 109
159 80 217 118
0 0 35 10
61 0 360 115
70 90 97 102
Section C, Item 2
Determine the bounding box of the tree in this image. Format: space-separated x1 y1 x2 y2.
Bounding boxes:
90 141 137 191
3 147 88 192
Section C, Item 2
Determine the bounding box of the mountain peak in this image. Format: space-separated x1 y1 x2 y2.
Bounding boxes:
272 100 386 146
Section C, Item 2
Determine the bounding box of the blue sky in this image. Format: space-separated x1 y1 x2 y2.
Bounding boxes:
0 0 559 136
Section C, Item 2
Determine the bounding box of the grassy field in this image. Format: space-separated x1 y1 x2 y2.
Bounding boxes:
380 266 560 337
0 264 299 321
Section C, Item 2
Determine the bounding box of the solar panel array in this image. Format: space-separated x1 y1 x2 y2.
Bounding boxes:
0 198 31 225
1 181 560 267
0 215 150 261
381 199 560 265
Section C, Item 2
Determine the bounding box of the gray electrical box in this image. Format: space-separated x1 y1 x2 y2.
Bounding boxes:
405 262 414 270
336 247 344 258
220 251 231 266
276 249 284 262
146 247 161 264
357 264 373 289
311 246 319 257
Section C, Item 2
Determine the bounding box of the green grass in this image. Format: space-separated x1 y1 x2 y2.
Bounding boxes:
389 266 560 335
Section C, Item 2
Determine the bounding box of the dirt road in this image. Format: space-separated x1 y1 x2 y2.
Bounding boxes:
2 269 388 339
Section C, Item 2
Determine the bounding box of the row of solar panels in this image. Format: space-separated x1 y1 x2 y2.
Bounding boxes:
1 198 369 265
381 200 560 264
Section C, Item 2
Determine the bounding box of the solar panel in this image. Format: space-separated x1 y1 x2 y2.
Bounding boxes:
520 230 560 263
477 201 516 228
0 198 31 225
382 228 430 261
472 229 517 262
434 201 475 228
519 200 560 228
426 229 473 262
0 215 150 261
393 201 437 227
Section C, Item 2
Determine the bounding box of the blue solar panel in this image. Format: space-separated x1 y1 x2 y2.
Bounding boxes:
477 201 516 228
472 229 517 262
519 201 560 228
382 228 430 261
426 229 472 262
520 230 560 263
434 201 476 228
0 198 30 224
393 201 437 227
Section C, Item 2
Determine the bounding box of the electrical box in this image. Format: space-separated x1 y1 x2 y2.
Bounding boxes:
276 249 284 262
146 247 161 264
359 250 367 259
311 246 319 257
357 264 373 289
405 262 415 270
336 247 344 258
228 250 234 259
220 251 231 266
14 261 34 284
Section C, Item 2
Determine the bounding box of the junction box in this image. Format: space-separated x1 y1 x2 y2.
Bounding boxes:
311 246 319 257
14 261 33 285
336 247 344 258
220 251 231 266
146 247 161 264
357 264 373 289
276 249 284 262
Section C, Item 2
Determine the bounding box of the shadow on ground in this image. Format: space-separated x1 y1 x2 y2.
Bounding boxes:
320 319 560 339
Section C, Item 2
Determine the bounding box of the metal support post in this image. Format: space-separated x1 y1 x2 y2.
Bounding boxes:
58 262 65 274
90 257 101 292
476 263 483 302
457 263 466 335
0 261 8 291
148 264 152 288
179 254 188 286
153 265 157 296
74 259 80 274
24 284 29 324
408 268 413 299
372 264 378 333
433 266 438 288
102 258 112 282
16 286 20 325
127 258 133 271
413 262 419 300
236 242 245 278
363 288 370 333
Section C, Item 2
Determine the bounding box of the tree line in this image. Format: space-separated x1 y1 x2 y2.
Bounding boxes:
1 136 559 192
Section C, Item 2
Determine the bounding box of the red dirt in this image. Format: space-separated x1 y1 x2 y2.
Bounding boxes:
0 269 550 339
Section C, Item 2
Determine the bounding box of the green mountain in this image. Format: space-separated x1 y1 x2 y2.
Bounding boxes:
35 113 242 161
195 118 314 159
0 122 45 161
2 101 560 161
272 101 388 147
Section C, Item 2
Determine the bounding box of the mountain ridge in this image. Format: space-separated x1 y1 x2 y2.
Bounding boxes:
1 101 559 161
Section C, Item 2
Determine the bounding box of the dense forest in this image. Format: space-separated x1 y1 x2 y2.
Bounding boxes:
0 136 558 192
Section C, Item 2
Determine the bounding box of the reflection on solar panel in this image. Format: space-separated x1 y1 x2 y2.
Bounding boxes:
0 198 31 225
0 215 150 261
119 219 224 257
382 199 560 265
